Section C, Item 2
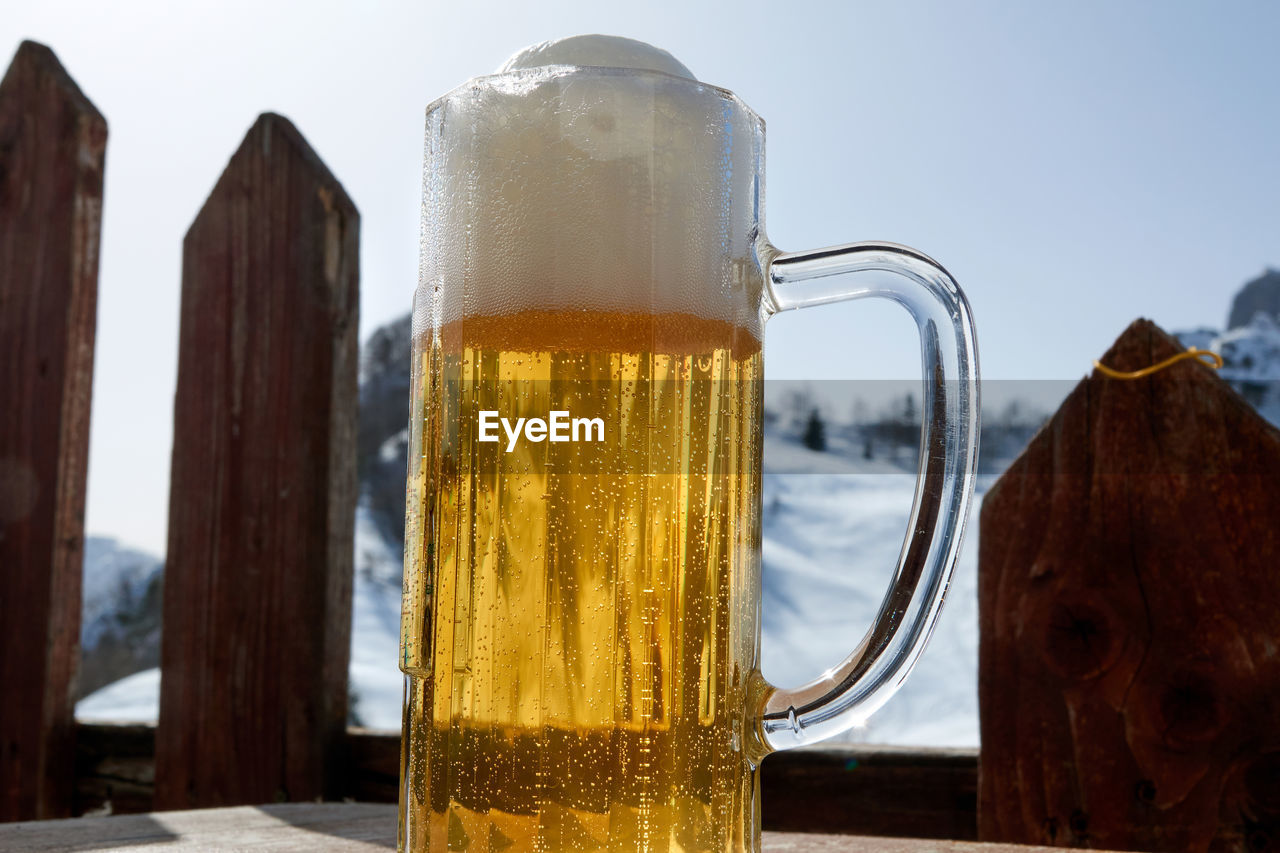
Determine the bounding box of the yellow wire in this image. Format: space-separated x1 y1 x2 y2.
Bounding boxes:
1093 346 1224 380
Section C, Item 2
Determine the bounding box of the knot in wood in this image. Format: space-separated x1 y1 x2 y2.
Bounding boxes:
1157 672 1226 746
1039 596 1120 681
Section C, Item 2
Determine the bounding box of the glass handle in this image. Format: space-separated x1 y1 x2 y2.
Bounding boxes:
751 240 980 756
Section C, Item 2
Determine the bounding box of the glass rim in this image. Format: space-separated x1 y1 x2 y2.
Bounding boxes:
423 64 766 131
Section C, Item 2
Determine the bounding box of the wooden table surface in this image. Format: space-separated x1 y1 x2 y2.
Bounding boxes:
0 803 1118 852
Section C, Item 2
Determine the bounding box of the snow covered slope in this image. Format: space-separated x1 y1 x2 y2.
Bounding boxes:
1175 313 1280 427
78 538 163 698
78 503 407 728
80 432 982 746
758 437 984 746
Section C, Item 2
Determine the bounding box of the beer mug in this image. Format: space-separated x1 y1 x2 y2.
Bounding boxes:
400 36 979 853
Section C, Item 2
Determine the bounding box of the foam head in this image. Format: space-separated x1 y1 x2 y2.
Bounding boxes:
498 34 696 80
419 36 765 339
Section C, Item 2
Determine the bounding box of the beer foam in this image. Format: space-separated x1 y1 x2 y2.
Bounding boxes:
419 36 765 342
498 34 696 81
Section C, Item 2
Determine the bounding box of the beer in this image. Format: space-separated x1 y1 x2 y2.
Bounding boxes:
403 34 980 853
400 308 765 852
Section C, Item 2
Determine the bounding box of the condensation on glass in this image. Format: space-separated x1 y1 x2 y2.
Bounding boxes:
400 35 980 853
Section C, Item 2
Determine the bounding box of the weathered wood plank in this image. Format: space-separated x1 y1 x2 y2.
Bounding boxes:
979 319 1280 850
0 803 393 852
0 39 106 823
73 722 154 817
79 724 979 839
762 743 977 840
154 113 359 809
343 726 401 806
0 802 1112 852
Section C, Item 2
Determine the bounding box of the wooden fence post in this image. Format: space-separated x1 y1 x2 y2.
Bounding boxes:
0 40 106 822
978 319 1280 850
154 113 359 809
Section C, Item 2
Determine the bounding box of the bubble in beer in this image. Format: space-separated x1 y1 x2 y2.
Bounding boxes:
404 35 769 853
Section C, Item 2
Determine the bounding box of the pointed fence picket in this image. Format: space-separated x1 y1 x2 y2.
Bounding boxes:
0 40 106 823
154 110 360 810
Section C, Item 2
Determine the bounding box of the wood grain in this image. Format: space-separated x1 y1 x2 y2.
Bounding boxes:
154 113 359 809
74 723 155 817
0 802 1116 852
0 802 393 852
762 742 978 840
978 319 1280 851
0 39 106 822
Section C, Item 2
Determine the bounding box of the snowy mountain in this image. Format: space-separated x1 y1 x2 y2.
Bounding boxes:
357 313 413 549
756 437 986 746
80 432 982 745
1219 312 1280 371
78 500 407 727
78 537 163 699
1217 312 1280 416
1226 268 1280 331
1172 326 1218 353
79 270 1280 746
346 502 410 729
1174 309 1280 428
78 324 987 744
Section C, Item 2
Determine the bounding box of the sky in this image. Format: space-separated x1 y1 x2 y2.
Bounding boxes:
4 0 1278 555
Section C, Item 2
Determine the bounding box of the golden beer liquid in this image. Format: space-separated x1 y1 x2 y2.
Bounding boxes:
400 308 765 852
